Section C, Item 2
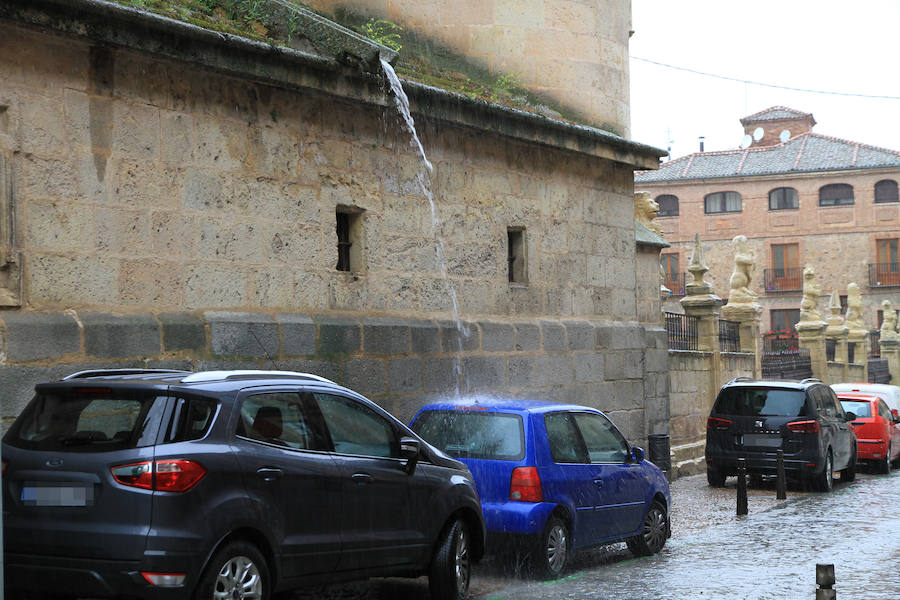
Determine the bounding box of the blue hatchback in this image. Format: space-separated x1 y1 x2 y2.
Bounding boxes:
410 398 671 578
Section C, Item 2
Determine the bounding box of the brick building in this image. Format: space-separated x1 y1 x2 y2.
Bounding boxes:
636 106 900 339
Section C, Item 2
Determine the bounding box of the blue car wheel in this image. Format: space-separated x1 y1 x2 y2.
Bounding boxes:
532 515 569 579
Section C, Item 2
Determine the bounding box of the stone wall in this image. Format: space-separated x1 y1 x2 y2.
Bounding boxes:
303 0 632 135
0 10 665 446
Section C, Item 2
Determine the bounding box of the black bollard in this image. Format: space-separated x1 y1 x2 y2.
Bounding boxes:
736 457 748 516
815 563 836 600
776 449 787 500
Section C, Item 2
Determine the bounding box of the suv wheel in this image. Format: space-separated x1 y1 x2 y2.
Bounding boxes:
878 444 892 474
706 466 726 487
815 450 834 493
429 518 471 600
532 515 569 580
194 541 268 600
626 501 668 556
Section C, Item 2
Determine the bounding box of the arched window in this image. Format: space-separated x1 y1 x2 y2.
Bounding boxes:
656 194 679 216
818 183 854 206
875 179 899 203
704 191 741 214
768 187 798 210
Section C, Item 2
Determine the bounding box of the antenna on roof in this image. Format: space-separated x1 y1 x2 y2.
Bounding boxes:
740 134 752 149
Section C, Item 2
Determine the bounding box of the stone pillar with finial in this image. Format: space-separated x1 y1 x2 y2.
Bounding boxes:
825 290 849 382
796 266 828 381
680 233 721 353
879 299 900 386
721 235 762 377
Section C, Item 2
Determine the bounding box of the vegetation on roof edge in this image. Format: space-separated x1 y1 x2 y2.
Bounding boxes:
107 0 599 130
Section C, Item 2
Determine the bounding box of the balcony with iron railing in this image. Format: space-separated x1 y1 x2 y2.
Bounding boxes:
764 267 803 293
663 273 686 296
868 263 900 288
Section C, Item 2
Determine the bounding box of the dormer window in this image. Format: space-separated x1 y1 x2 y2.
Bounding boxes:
704 191 741 214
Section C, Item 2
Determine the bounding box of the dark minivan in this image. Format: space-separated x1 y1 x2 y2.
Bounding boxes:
2 369 484 600
705 377 857 492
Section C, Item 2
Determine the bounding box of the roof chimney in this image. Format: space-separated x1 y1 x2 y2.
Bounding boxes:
699 136 705 152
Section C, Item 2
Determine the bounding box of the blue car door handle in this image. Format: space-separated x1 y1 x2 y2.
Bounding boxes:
593 478 604 486
352 473 374 485
256 467 283 482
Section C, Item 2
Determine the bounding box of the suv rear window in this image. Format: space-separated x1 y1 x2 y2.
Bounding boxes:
4 390 169 452
412 410 525 460
714 388 809 417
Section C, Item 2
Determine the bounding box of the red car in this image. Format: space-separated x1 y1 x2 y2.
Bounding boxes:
838 393 900 474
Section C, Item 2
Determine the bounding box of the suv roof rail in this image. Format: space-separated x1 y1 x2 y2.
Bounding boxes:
63 368 191 380
800 378 822 384
728 376 754 384
180 370 337 385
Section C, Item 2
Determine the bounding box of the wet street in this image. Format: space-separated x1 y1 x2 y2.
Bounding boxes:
295 468 900 600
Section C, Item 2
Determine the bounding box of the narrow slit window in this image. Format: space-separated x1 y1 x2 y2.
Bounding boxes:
508 228 526 283
335 208 364 273
336 211 351 272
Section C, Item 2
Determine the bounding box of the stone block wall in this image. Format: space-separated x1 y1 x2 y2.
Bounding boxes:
303 0 632 134
1 312 662 446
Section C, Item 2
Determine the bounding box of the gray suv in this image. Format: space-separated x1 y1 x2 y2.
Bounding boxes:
705 377 857 492
3 369 484 600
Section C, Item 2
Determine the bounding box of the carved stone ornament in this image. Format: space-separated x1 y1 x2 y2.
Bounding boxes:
881 300 899 340
798 266 823 324
727 235 758 305
843 282 866 332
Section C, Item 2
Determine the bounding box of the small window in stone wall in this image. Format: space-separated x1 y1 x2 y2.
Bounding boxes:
819 183 854 206
656 194 679 216
704 191 741 214
0 144 22 306
507 228 526 284
335 207 364 273
874 179 899 203
768 187 799 210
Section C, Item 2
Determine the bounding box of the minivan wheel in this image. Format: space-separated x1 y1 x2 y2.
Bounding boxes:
194 541 268 600
429 518 470 600
815 450 834 492
532 516 569 580
626 501 668 557
706 466 726 487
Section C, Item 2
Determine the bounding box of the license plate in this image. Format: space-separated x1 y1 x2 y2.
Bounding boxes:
741 434 782 448
21 483 94 507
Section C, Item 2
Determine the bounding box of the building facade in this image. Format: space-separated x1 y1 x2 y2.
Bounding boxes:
636 107 900 340
0 0 670 444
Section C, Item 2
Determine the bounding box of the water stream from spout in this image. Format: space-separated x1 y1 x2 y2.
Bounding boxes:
381 59 467 397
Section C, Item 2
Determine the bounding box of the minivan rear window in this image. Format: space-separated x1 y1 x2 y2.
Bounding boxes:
4 390 169 452
412 410 525 460
714 388 808 417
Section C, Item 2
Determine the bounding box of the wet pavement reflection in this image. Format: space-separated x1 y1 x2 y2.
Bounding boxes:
292 469 900 599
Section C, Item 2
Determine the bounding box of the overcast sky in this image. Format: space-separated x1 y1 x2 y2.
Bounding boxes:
629 0 900 160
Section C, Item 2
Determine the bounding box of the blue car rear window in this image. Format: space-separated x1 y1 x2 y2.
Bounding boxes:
412 410 525 460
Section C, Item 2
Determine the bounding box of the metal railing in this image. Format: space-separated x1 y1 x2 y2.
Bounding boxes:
764 267 803 292
762 330 799 352
663 273 686 296
848 342 856 364
826 338 836 361
870 331 881 357
718 320 741 353
762 348 813 380
868 263 900 288
869 358 891 383
664 312 699 351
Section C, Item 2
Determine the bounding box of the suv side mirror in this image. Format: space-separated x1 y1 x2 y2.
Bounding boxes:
630 446 645 462
400 436 420 475
844 412 856 422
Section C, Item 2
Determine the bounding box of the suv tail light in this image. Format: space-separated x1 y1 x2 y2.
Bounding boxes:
787 420 820 434
111 460 206 492
2 459 7 475
510 466 542 502
141 572 186 587
707 417 733 431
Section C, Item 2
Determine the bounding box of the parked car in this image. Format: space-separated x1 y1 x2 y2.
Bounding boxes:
837 392 900 474
705 377 857 492
409 398 671 579
832 383 900 414
2 369 485 600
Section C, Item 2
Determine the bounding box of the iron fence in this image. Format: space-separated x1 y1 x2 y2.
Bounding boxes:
762 330 799 353
826 338 836 362
762 348 813 380
848 342 856 364
665 312 698 351
718 320 741 353
869 358 892 384
870 331 881 357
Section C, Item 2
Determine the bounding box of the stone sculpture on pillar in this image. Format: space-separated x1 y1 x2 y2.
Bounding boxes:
843 283 865 331
881 300 899 341
798 266 824 325
727 235 757 304
634 191 664 237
